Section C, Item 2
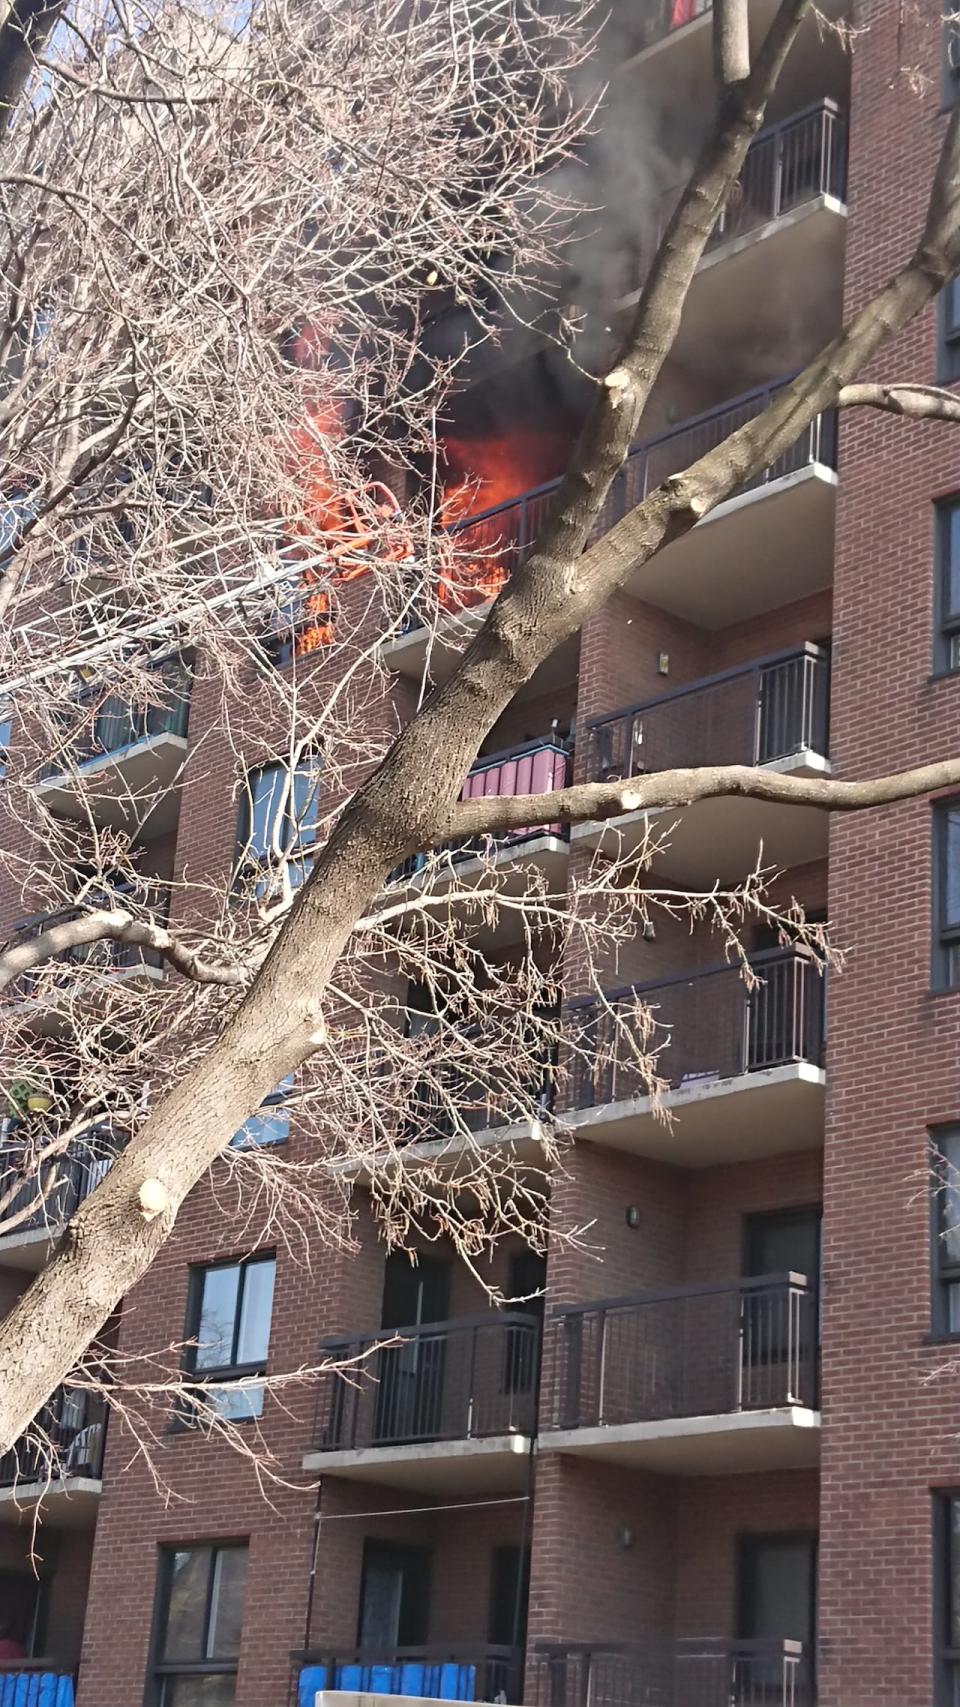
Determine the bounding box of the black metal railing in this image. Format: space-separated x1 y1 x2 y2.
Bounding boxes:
548 1272 817 1432
566 948 825 1110
0 1384 106 1488
428 381 836 627
661 101 847 252
43 654 191 777
314 1312 541 1452
585 645 830 783
401 1041 557 1144
534 1638 811 1707
0 1123 123 1240
294 1644 523 1706
2 900 166 1004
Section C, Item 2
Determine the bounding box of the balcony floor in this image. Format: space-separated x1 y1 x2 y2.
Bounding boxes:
565 1062 825 1167
302 1432 533 1495
329 1116 549 1189
572 752 830 886
0 1476 102 1528
541 1406 820 1476
0 1224 57 1271
6 960 165 1037
380 611 578 699
626 464 836 628
36 731 188 834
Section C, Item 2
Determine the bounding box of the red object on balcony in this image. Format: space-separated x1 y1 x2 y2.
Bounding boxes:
671 0 699 25
458 737 570 845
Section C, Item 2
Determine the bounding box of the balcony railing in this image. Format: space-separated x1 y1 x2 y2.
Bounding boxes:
314 1312 541 1452
43 655 191 778
548 1272 817 1432
566 949 825 1110
661 101 847 253
0 1667 76 1707
0 1384 106 1488
294 1644 523 1707
585 645 830 783
2 902 165 1003
0 1123 123 1240
534 1638 811 1707
392 734 571 881
424 381 836 629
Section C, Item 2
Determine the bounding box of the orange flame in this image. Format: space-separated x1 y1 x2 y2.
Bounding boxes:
437 432 567 615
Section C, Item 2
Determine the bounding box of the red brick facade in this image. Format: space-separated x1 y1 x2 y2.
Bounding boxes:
1 4 957 1705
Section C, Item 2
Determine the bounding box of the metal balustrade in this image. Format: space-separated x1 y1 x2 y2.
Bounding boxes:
294 1644 523 1707
42 655 191 778
534 1638 810 1707
585 645 830 783
0 1384 106 1488
660 101 847 252
548 1272 817 1432
0 1123 123 1240
391 734 571 882
566 949 825 1111
410 381 836 632
2 901 166 1003
314 1313 541 1452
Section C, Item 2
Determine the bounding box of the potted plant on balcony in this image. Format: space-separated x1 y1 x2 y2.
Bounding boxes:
6 1078 53 1116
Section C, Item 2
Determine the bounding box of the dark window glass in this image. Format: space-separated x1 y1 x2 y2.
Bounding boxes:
154 1544 247 1705
357 1542 431 1650
936 1495 960 1704
945 17 960 107
184 1257 275 1420
937 500 960 671
934 803 960 987
941 282 960 382
932 1130 960 1332
230 1075 294 1148
236 761 320 898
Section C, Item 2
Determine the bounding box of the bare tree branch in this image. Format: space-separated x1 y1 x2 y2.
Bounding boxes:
837 381 960 422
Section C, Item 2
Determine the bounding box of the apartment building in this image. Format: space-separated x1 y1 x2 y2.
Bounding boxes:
0 1 957 1704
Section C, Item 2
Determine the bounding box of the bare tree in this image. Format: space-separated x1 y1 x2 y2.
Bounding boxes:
0 0 956 1473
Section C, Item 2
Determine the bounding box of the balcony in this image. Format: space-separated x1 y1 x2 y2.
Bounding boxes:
0 1667 76 1707
2 903 165 1034
383 383 836 679
0 1124 122 1270
542 1273 818 1475
36 657 190 834
573 644 830 884
533 1639 811 1707
0 1386 105 1526
303 1313 540 1493
660 103 847 381
388 736 571 940
564 949 825 1166
295 1644 522 1707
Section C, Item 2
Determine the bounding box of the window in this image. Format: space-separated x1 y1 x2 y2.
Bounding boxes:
153 1543 247 1705
945 13 960 107
932 1130 960 1332
940 282 960 382
934 802 960 987
184 1256 275 1420
230 1076 294 1148
0 710 12 779
937 500 960 672
235 760 321 898
936 1495 960 1704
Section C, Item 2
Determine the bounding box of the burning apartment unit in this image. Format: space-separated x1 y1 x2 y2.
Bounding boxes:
0 4 957 1707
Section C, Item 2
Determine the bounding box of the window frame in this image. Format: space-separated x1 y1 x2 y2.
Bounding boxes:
931 1128 960 1335
935 498 960 674
149 1540 248 1706
940 282 960 383
934 1493 960 1705
933 800 960 989
234 757 321 896
945 13 960 109
181 1254 276 1422
230 1076 294 1148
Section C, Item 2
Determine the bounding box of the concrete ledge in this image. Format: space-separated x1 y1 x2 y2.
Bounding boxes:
0 1476 102 1528
314 1694 511 1707
541 1407 820 1475
565 1062 826 1167
302 1432 533 1495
